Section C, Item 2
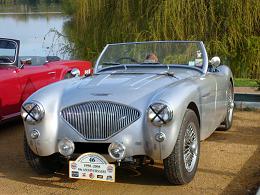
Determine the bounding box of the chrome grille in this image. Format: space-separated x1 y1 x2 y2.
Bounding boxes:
61 101 140 140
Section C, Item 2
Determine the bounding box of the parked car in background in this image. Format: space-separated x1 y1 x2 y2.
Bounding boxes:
22 41 234 184
0 38 92 122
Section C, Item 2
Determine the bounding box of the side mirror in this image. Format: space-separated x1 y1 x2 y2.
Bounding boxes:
210 56 221 67
70 68 80 77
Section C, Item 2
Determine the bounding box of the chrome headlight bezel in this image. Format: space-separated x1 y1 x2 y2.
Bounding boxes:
70 68 80 77
148 102 173 126
21 101 45 124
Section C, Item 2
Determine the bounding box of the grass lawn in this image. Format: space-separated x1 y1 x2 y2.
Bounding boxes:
234 78 258 87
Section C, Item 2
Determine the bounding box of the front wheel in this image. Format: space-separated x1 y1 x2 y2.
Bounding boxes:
163 109 200 185
221 82 234 131
24 134 64 174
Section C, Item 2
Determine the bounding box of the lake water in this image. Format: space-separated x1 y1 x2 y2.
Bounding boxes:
0 3 70 59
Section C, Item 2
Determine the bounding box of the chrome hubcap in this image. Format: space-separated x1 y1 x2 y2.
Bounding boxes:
184 123 198 172
227 87 234 122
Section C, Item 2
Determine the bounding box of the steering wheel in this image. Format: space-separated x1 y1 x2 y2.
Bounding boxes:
115 57 139 64
0 56 13 63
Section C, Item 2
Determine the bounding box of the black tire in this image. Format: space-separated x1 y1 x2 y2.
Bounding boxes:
220 82 234 131
163 109 200 185
24 134 63 174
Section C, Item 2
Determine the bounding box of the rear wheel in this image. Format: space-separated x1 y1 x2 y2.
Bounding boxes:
163 109 200 184
24 134 63 174
221 82 234 131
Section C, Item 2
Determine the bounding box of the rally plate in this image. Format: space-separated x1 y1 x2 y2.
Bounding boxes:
69 152 115 182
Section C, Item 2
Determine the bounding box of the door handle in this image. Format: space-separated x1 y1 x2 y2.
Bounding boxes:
48 71 56 75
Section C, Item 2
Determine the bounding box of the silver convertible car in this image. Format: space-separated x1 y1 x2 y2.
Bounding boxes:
22 41 234 184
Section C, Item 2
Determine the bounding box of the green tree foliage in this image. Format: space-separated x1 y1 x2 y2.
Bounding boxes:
1 0 258 78
62 0 259 79
0 0 60 4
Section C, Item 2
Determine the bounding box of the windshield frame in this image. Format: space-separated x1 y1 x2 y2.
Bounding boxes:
94 41 208 74
0 38 19 67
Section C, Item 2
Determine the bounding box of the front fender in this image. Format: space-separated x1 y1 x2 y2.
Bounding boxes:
23 78 79 156
146 79 201 160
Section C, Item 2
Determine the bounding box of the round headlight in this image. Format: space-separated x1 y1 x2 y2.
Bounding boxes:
21 102 45 124
70 68 80 77
148 102 173 126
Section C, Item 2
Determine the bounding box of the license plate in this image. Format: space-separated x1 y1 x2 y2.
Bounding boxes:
69 152 115 182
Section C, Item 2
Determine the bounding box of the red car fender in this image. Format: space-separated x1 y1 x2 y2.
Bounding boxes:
0 60 92 122
58 60 92 79
0 37 93 122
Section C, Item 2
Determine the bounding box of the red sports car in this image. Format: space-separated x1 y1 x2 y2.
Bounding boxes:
0 38 92 122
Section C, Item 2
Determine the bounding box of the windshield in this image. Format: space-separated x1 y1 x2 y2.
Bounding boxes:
0 40 17 64
96 41 205 72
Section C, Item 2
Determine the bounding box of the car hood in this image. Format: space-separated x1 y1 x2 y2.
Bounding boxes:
79 73 174 97
59 69 198 109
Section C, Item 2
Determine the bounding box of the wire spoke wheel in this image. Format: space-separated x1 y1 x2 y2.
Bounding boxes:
183 123 198 172
227 85 234 123
163 109 200 184
220 82 234 131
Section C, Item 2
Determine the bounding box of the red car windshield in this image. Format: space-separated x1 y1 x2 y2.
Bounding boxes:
0 40 17 64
